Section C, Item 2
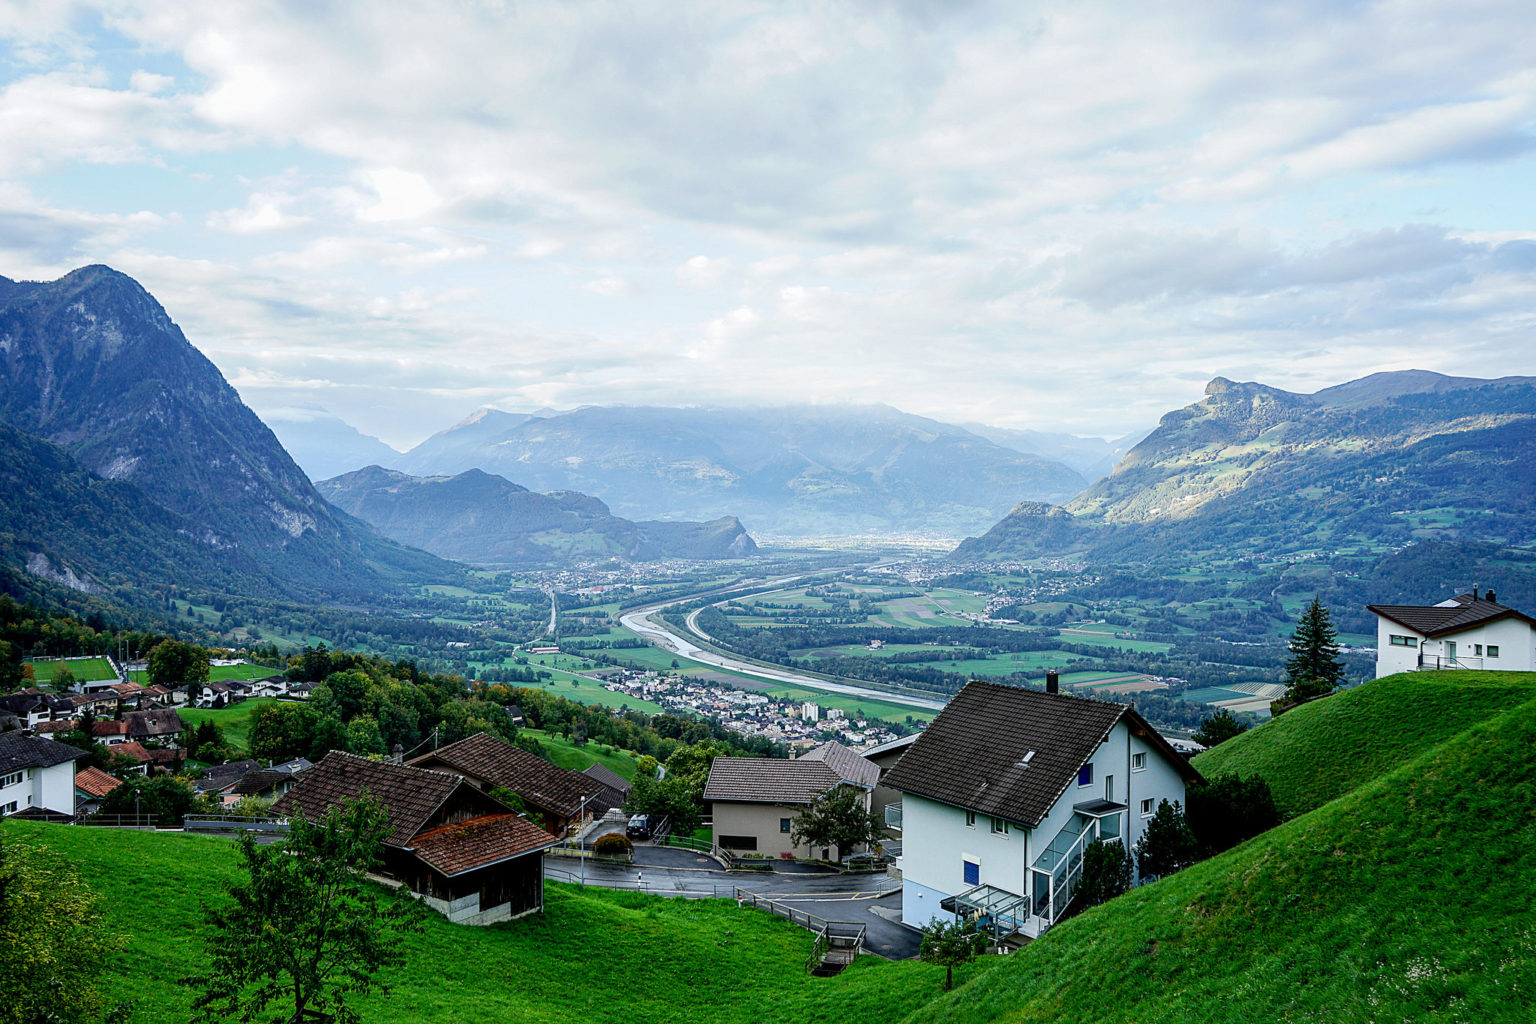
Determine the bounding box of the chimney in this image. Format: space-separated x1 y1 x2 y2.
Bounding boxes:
1046 670 1059 695
392 742 404 765
1473 585 1479 600
1487 590 1497 604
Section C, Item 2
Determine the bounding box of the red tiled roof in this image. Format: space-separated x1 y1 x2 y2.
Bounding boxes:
408 813 559 876
113 741 153 763
91 720 130 737
75 766 123 798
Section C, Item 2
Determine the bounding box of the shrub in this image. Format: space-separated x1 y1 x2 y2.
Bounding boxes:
1077 838 1133 906
1186 774 1281 853
593 833 633 857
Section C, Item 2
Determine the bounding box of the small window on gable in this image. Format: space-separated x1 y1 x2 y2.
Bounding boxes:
964 810 976 828
1140 798 1154 817
1078 763 1093 787
990 817 1009 836
1131 752 1146 771
1488 645 1500 658
1389 635 1418 647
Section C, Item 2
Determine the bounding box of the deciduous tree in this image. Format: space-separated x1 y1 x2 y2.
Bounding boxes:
186 797 426 1024
919 918 988 991
789 785 884 860
0 828 127 1024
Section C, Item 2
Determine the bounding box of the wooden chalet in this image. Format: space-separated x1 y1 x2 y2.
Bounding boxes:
407 731 616 831
270 751 560 925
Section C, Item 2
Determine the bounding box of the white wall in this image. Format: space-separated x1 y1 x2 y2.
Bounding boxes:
0 761 76 816
897 718 1191 928
1375 615 1536 677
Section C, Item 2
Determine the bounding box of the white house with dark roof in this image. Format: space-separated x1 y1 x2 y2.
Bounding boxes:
883 679 1202 941
1367 590 1536 677
0 732 83 817
703 740 879 860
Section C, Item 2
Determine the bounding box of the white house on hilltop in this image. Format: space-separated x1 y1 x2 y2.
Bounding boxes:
883 679 1201 942
1367 590 1536 677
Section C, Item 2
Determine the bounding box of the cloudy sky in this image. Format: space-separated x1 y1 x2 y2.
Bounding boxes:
2 0 1534 449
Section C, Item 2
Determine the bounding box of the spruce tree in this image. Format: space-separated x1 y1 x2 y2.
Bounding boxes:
1284 596 1345 691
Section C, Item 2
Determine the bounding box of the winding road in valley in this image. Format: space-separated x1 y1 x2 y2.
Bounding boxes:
617 578 947 712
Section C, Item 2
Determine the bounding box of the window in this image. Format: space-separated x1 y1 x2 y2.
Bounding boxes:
1474 644 1483 656
964 810 976 828
989 817 1009 836
1131 752 1146 771
1389 635 1419 647
1140 798 1154 817
1078 763 1093 787
963 858 980 886
0 800 15 815
779 818 791 834
0 771 21 789
1489 645 1500 658
718 835 757 851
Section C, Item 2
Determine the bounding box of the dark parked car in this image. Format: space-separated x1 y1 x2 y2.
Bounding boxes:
626 813 651 839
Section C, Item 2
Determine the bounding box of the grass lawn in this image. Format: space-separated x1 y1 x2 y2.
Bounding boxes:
1193 670 1536 817
912 685 1536 1024
7 822 981 1024
177 698 284 754
28 656 115 682
520 728 642 781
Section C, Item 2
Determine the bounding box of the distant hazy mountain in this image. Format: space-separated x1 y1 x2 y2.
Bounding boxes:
961 424 1149 481
0 266 462 602
264 410 402 482
396 404 1088 537
318 466 758 566
953 371 1536 563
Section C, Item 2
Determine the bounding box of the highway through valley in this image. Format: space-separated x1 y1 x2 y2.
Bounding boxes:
617 579 946 712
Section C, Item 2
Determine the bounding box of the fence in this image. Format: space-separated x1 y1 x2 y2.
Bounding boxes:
184 815 290 834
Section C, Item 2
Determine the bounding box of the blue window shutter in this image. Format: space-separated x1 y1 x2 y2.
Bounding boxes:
963 860 979 886
1078 763 1093 787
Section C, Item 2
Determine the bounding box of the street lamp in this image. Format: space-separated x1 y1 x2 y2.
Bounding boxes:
576 789 597 888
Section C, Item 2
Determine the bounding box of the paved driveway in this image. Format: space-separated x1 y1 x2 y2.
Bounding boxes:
544 855 922 959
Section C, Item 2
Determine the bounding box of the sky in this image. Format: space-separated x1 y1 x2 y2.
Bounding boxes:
2 0 1534 450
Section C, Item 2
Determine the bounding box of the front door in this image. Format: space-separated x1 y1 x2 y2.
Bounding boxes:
1446 641 1458 667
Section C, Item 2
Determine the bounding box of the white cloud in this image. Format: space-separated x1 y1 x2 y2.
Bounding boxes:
0 0 1533 445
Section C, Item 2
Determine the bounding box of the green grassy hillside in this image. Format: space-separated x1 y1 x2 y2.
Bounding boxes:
5 821 982 1024
908 694 1536 1023
1192 671 1536 817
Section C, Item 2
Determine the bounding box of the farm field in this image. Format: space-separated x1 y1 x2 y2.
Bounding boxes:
512 667 667 715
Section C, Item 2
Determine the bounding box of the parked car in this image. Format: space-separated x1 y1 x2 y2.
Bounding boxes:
626 813 651 839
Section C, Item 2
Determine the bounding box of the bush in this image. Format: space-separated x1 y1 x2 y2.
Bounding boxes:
1186 774 1281 853
593 833 633 857
1077 838 1133 906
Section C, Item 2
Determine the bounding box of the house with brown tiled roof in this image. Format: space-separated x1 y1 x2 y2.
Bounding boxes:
271 751 560 925
703 739 878 861
407 732 615 831
1367 589 1536 676
74 766 122 814
90 719 131 746
123 708 182 747
883 678 1201 942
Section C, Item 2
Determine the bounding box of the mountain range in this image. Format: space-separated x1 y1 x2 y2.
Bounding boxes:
381 403 1089 537
953 370 1536 563
318 466 758 566
0 266 461 604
